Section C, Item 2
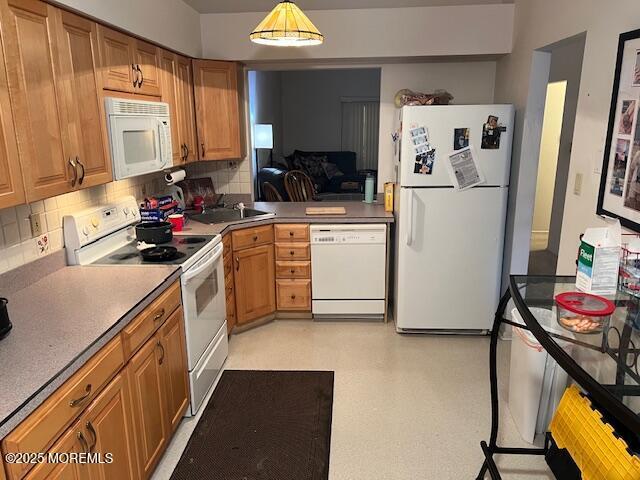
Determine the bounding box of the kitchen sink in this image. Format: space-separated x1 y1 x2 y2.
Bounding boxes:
189 208 274 225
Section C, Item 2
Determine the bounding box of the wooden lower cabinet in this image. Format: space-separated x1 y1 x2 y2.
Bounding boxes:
82 372 139 480
127 335 167 479
233 244 276 325
276 279 311 311
159 309 190 435
23 420 86 480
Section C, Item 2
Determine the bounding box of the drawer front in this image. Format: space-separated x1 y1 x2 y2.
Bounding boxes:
276 261 311 279
2 336 124 480
122 281 181 359
275 243 310 261
232 225 273 250
276 279 311 311
222 234 232 255
274 224 309 243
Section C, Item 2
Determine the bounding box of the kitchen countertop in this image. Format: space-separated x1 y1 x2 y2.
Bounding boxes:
176 201 394 236
0 200 391 439
0 256 181 438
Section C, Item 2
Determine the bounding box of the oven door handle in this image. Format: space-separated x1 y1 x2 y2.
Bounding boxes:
182 243 223 282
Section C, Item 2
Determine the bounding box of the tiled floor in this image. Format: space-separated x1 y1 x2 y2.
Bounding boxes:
153 320 553 480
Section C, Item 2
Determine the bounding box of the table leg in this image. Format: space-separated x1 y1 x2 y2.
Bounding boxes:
476 288 512 480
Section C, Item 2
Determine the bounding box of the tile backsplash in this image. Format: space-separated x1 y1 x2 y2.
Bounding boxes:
0 158 253 274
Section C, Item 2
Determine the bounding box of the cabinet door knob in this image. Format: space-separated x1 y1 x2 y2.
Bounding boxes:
290 269 295 274
78 431 90 454
86 421 97 453
291 295 296 299
69 383 92 407
157 340 165 365
289 231 294 236
235 256 240 271
76 156 85 185
290 251 294 256
137 64 144 87
201 143 205 157
253 235 258 241
132 63 138 87
69 157 78 187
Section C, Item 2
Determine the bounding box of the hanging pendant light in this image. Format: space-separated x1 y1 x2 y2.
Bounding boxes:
250 1 324 47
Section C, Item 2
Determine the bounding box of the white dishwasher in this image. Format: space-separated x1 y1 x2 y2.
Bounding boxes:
311 224 387 319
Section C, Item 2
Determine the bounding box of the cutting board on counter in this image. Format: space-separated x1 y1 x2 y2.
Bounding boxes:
305 207 347 215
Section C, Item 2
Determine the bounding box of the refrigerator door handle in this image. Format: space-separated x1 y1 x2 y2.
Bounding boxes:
406 189 414 246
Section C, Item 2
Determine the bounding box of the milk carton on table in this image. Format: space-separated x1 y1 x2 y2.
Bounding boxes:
576 220 621 296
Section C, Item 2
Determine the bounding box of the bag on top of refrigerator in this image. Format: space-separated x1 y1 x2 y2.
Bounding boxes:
576 219 621 296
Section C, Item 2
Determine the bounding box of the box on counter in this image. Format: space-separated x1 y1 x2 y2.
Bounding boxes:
139 196 181 222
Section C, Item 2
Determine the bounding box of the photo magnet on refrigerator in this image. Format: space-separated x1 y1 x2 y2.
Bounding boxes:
481 115 507 150
453 128 470 150
414 149 435 175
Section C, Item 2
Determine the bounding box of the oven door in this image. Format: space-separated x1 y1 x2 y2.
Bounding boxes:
180 242 226 370
109 115 170 180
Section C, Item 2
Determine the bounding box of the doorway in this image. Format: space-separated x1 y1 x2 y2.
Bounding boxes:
526 34 586 275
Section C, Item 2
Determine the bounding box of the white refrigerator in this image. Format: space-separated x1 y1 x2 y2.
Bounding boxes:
393 104 514 332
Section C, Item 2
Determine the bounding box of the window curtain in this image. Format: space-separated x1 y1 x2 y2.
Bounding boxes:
341 100 380 171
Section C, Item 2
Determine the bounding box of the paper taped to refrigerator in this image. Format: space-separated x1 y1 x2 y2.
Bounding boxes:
446 146 485 190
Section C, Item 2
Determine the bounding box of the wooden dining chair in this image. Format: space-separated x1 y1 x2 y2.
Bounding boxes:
284 170 316 202
262 182 284 201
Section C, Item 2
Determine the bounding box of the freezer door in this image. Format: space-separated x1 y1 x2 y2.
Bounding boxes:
399 105 514 187
395 187 507 331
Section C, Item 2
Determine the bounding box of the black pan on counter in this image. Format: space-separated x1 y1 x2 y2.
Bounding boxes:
140 246 179 262
135 221 173 244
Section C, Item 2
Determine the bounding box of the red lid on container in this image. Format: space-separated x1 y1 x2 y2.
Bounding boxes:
554 292 615 317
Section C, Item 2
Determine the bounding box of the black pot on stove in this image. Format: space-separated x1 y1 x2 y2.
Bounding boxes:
135 221 173 244
0 297 12 340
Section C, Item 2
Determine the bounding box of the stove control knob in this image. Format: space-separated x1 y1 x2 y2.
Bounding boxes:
91 217 100 229
82 225 90 236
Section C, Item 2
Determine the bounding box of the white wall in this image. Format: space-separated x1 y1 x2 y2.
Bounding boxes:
54 0 202 56
547 35 585 257
495 0 639 276
280 69 380 155
378 61 497 188
200 5 514 61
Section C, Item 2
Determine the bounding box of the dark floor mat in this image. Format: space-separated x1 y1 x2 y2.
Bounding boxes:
170 370 334 480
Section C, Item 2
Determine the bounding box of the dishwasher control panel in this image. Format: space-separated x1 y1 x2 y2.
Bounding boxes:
310 225 386 244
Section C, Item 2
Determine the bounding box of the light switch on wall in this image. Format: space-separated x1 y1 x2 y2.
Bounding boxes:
574 172 583 196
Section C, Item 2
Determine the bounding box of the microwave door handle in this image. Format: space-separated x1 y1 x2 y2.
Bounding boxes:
156 119 171 168
183 243 223 282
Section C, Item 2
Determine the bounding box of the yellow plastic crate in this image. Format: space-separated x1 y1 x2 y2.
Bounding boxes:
549 385 640 480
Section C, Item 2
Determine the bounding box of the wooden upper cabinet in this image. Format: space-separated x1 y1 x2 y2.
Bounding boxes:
97 25 161 97
56 10 112 189
193 60 242 161
160 50 182 165
176 55 197 163
234 244 276 324
96 25 135 93
0 0 79 202
159 308 190 435
82 372 139 480
0 25 24 210
134 40 161 97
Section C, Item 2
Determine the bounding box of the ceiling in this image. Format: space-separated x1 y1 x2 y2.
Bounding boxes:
182 0 512 14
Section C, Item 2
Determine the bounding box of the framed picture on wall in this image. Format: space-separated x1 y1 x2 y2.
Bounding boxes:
597 28 640 231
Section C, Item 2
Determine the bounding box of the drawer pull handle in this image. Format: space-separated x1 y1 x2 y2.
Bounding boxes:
290 269 295 274
253 235 258 241
69 384 92 407
86 421 97 453
289 231 294 236
291 295 296 299
78 431 90 454
157 340 165 365
235 256 240 271
290 251 295 256
153 308 165 322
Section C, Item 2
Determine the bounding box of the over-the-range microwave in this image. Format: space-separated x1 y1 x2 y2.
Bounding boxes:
105 97 173 180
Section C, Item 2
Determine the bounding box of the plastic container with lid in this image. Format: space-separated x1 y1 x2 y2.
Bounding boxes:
554 292 615 334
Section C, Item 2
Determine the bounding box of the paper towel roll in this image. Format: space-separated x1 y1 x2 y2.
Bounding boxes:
165 169 186 185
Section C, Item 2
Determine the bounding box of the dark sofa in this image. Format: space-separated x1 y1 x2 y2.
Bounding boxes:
257 150 376 200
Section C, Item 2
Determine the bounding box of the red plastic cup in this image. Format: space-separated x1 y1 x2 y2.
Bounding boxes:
193 195 204 213
168 214 184 232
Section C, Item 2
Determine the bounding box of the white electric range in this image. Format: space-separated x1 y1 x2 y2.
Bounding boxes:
63 196 228 416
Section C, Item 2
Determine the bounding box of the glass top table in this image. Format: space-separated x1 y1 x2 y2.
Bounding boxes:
477 275 640 480
510 275 640 439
